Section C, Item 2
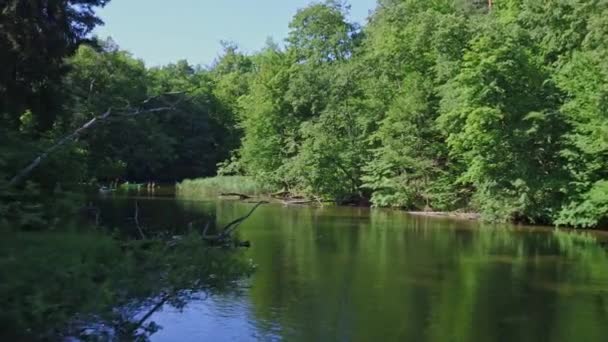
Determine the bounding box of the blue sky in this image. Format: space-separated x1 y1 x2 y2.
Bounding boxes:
93 0 378 67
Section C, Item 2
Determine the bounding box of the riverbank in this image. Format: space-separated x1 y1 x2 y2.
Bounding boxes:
176 177 276 198
407 211 481 221
176 177 608 230
177 177 483 219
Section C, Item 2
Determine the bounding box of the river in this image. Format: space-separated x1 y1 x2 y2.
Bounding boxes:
92 188 608 341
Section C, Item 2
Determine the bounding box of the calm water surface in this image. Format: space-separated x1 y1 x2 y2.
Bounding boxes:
96 190 608 341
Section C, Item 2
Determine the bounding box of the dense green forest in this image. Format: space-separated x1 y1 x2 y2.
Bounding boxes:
2 0 608 228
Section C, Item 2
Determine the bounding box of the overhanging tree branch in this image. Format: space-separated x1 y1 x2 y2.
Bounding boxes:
5 92 186 188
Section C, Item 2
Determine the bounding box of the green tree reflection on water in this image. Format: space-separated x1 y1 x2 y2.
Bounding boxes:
3 195 608 341
205 201 608 342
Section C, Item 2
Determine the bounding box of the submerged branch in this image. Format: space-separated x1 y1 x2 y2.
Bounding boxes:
134 201 146 239
203 201 267 244
220 201 267 237
219 192 251 200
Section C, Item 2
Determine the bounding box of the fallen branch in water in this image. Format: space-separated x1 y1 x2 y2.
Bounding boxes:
219 192 251 200
134 201 146 239
281 199 314 205
203 201 267 245
407 211 481 220
6 92 186 188
270 190 290 199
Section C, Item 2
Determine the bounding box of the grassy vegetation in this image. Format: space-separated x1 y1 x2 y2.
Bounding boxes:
117 181 143 191
176 176 276 198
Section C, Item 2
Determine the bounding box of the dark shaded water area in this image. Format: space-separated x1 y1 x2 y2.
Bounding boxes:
84 187 608 341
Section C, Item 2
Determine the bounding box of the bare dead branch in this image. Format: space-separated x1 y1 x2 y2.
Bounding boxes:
134 201 146 239
219 192 251 200
202 221 211 237
201 201 266 244
221 201 266 237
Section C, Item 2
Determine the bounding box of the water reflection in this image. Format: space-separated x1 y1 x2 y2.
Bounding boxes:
97 193 608 341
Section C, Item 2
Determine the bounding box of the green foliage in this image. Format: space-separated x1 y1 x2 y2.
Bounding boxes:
287 0 359 64
61 43 239 182
0 127 86 231
222 0 608 226
359 2 472 210
117 181 143 191
4 0 608 229
0 230 253 340
550 5 608 228
212 41 255 106
0 0 109 131
0 3 246 233
437 19 569 223
238 44 295 187
238 2 367 200
557 181 608 228
0 3 261 340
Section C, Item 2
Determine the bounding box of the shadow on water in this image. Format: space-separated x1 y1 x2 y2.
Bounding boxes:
93 188 217 238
